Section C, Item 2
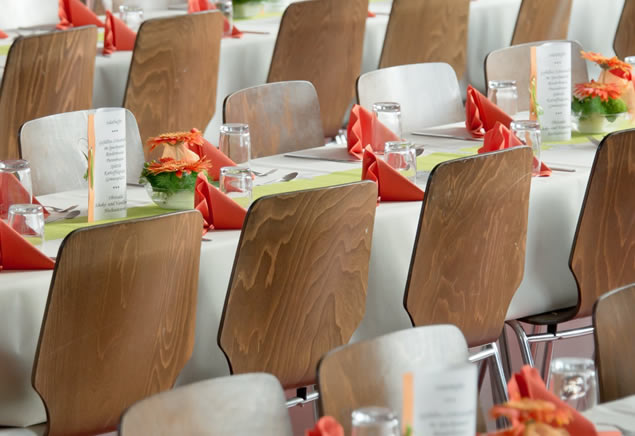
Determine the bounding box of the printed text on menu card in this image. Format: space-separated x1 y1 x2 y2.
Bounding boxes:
88 108 127 222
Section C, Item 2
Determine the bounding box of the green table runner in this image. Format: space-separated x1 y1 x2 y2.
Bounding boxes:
0 45 10 56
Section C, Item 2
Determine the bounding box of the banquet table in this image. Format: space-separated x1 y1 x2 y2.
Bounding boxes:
0 125 601 428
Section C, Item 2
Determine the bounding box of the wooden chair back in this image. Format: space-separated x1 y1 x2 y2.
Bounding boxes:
570 129 635 318
0 26 97 160
123 12 222 151
357 63 464 132
218 182 377 390
19 109 145 196
404 147 532 348
223 81 324 159
32 211 202 436
593 283 635 403
267 0 368 138
378 0 470 79
120 373 293 436
614 0 635 59
485 40 588 112
318 325 469 435
511 0 573 45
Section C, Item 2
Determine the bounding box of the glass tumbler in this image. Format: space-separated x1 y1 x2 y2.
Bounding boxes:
8 204 45 245
351 407 400 436
372 102 402 154
549 357 598 411
488 80 519 117
119 5 144 30
216 0 234 37
625 56 635 69
219 123 251 166
384 141 416 184
510 120 542 177
0 160 33 220
220 166 253 207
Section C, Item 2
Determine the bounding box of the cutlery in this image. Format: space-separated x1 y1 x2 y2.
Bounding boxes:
412 131 483 142
547 166 577 173
45 204 78 213
242 30 271 35
45 209 80 223
252 169 277 177
262 172 298 184
64 210 80 219
202 237 213 242
586 136 601 146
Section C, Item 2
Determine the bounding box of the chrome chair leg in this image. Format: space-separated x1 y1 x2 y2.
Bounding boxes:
490 342 510 404
469 343 509 404
541 338 555 383
498 327 512 381
508 320 536 367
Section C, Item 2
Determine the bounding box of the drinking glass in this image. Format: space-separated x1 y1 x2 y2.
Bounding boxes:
488 80 518 117
0 160 33 220
625 56 635 68
351 407 400 436
384 141 416 184
8 204 45 245
220 166 253 206
101 0 113 11
510 120 541 177
119 5 144 30
219 123 251 167
215 0 234 37
549 357 598 412
372 102 402 154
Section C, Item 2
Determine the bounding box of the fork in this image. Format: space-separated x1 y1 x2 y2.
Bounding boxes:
44 204 78 213
252 169 277 177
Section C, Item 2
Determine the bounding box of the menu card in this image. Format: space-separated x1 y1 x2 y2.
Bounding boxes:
403 363 477 436
88 108 127 222
531 42 572 141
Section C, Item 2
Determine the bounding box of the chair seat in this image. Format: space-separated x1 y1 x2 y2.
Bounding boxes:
519 305 578 325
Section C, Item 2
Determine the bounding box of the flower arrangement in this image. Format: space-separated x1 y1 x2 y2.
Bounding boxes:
485 399 572 436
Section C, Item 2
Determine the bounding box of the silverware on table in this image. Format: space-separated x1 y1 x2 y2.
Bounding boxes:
262 172 298 184
411 131 483 142
547 166 577 173
242 30 271 35
44 204 78 213
45 209 80 223
252 169 277 177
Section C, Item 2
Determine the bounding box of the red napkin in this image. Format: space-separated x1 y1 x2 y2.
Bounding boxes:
362 146 424 202
194 173 246 233
187 0 243 38
478 122 551 177
0 173 50 220
0 29 8 39
187 138 236 181
306 417 344 436
465 85 512 137
509 366 619 436
0 220 55 271
103 11 137 55
56 0 105 30
367 10 376 17
347 104 400 160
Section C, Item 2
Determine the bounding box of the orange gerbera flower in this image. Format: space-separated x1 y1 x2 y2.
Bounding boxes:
581 51 633 80
145 157 212 178
574 80 624 101
147 128 206 151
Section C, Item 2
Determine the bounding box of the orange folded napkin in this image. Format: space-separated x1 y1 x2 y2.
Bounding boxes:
0 219 55 271
509 366 619 436
103 11 136 55
188 0 243 38
0 173 50 220
478 122 552 177
362 145 424 202
57 0 105 30
465 85 512 137
0 29 8 39
187 137 236 181
194 173 246 232
347 104 401 160
306 416 344 436
367 10 376 17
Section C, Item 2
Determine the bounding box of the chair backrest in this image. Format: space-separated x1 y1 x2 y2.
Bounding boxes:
357 63 464 132
570 129 635 318
593 283 635 403
123 12 222 150
267 0 368 138
19 109 145 196
223 81 324 159
318 325 469 435
119 373 293 436
0 26 97 160
378 0 470 79
32 211 202 436
511 0 573 45
614 0 635 59
404 147 532 348
485 40 588 112
218 182 377 390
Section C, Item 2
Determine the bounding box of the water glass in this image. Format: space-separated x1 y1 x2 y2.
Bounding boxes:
549 357 598 412
101 0 113 11
488 80 518 117
372 102 402 154
384 141 416 184
219 123 251 166
8 204 45 245
351 407 400 436
510 120 541 177
215 1 234 37
0 160 33 220
220 166 253 206
119 5 144 30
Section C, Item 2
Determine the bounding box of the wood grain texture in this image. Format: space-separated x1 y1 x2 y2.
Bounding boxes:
0 26 97 160
267 0 368 138
120 373 293 436
570 130 635 318
218 182 377 390
614 0 635 59
379 0 470 78
223 81 324 159
511 0 573 45
32 211 203 436
123 12 222 152
593 284 635 403
404 147 533 348
485 40 588 112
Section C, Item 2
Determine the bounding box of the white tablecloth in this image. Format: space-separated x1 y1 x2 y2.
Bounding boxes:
584 395 635 433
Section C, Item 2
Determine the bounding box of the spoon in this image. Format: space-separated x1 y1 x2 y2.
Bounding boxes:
45 209 80 223
63 210 81 220
262 172 298 184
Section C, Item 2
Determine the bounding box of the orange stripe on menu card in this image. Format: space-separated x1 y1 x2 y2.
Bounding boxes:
402 372 414 434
